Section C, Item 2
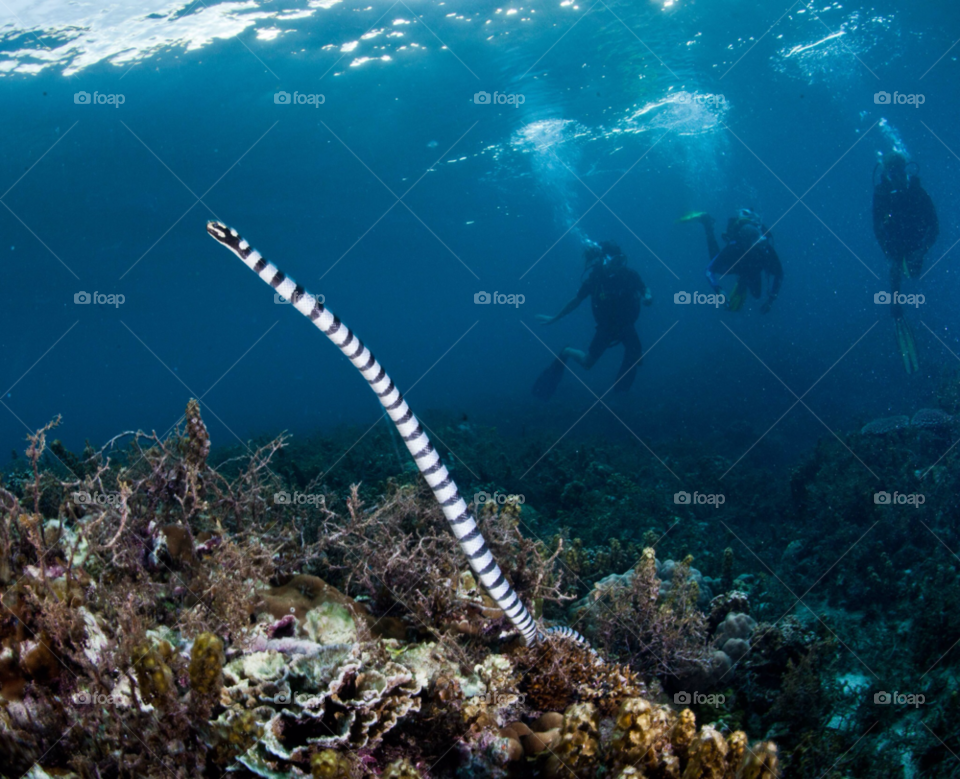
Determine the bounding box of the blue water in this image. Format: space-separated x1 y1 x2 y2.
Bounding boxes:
0 0 957 476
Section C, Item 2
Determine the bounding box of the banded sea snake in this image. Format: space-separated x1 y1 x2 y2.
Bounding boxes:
206 221 592 650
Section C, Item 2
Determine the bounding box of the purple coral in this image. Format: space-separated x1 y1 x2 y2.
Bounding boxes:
267 614 297 638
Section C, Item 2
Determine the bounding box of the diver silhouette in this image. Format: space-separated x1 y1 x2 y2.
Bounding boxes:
533 241 652 399
872 150 939 374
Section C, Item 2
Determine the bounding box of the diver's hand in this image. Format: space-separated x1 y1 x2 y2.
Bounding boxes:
536 314 556 326
760 297 774 315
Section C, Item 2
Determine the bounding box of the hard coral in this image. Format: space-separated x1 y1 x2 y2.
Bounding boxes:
610 697 679 776
188 632 225 699
225 642 422 776
133 641 175 706
310 748 353 778
545 702 601 779
382 758 422 778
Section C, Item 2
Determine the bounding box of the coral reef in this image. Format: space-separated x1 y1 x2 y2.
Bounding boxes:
0 406 792 778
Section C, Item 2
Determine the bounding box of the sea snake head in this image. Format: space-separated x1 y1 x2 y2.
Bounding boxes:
206 221 246 255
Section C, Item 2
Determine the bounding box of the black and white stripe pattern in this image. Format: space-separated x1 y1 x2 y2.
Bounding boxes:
206 221 546 645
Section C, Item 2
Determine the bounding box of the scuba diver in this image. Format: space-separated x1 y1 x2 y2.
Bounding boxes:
532 241 652 399
872 150 939 374
680 209 783 313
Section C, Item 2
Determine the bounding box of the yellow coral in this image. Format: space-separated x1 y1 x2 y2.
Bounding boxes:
739 740 779 779
671 707 697 762
545 702 600 778
610 697 675 773
726 730 747 773
311 749 352 779
133 642 174 705
382 758 421 778
189 632 225 698
682 725 728 779
214 709 263 764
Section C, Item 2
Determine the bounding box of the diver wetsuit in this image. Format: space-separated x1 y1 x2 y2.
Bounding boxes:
873 167 938 299
533 243 650 399
576 262 647 390
871 154 938 374
704 217 783 311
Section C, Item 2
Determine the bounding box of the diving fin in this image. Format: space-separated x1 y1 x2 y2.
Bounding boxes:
895 317 919 374
533 355 567 399
727 280 747 312
677 211 708 224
